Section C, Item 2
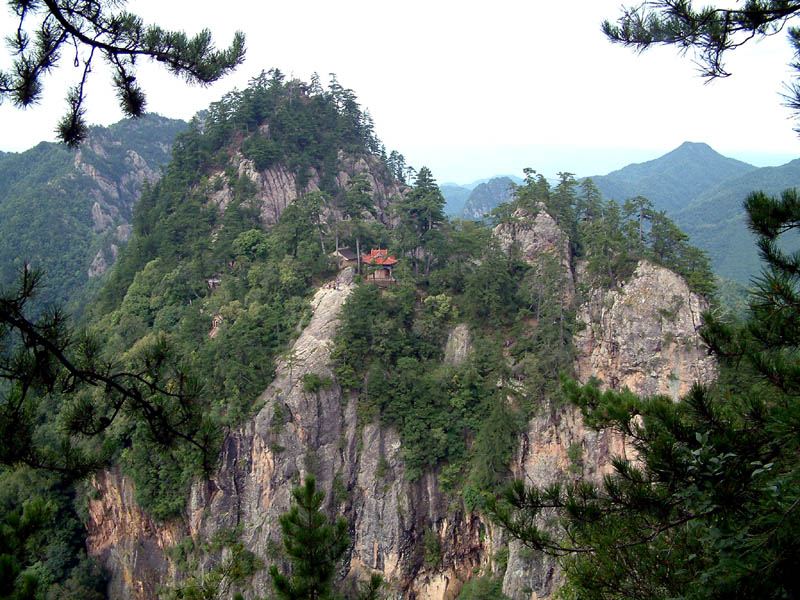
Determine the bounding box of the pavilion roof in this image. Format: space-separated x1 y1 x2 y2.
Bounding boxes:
362 248 398 266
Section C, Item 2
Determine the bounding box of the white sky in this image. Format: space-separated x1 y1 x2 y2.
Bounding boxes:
1 0 800 182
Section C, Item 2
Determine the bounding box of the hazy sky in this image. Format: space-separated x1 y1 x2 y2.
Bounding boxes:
1 0 800 182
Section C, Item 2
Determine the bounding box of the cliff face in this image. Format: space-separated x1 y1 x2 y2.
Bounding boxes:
0 114 185 311
76 115 187 277
574 260 716 399
493 206 571 272
86 209 716 600
89 268 487 599
209 149 403 227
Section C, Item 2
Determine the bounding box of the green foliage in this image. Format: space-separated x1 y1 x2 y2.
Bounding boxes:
422 527 442 569
162 528 263 600
675 158 800 283
600 3 800 284
489 189 800 599
456 576 511 600
0 467 106 600
0 115 185 313
270 476 350 600
2 1 244 145
713 277 751 320
375 455 390 480
302 373 334 394
394 167 447 275
507 171 715 296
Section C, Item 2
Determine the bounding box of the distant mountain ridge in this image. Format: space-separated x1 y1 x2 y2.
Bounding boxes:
675 158 800 282
441 174 522 216
441 184 472 217
589 142 756 214
0 114 187 310
460 177 516 220
585 141 800 283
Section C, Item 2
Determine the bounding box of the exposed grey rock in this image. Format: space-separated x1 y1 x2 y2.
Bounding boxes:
86 247 717 600
209 152 404 228
493 206 571 270
574 260 716 399
444 324 471 366
91 201 115 234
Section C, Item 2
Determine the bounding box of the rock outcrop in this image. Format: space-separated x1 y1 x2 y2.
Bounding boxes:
77 116 185 279
87 469 181 600
574 260 716 399
86 209 717 600
209 151 404 227
493 206 571 271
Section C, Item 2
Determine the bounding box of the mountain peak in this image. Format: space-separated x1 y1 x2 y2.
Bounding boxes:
588 142 756 215
669 141 721 157
676 141 712 149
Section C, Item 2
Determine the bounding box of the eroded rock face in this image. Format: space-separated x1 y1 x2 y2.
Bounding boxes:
493 206 571 270
87 225 132 278
89 269 483 599
86 246 716 600
444 324 471 366
87 469 182 600
574 260 716 399
209 152 404 227
77 120 178 278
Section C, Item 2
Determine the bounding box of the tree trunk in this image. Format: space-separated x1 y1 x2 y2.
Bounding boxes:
317 216 326 254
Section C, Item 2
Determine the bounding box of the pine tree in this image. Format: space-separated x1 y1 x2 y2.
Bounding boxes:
0 266 216 477
270 476 350 600
342 175 376 274
395 167 446 276
603 2 800 124
1 0 245 145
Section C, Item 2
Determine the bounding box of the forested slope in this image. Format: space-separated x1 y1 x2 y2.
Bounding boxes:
675 158 800 281
589 141 755 214
67 78 716 597
3 71 726 600
0 114 187 311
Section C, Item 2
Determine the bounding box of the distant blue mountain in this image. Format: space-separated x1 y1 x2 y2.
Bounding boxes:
460 177 516 220
589 142 756 215
587 141 800 283
441 174 522 217
675 158 800 282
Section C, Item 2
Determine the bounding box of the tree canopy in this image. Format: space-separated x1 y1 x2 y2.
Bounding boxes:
1 0 245 145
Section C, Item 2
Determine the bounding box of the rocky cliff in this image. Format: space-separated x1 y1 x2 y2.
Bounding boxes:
208 149 403 227
460 177 515 221
78 115 188 277
574 260 716 399
86 208 716 600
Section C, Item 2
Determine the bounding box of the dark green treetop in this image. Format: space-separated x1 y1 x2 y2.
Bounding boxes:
270 476 350 600
394 167 446 275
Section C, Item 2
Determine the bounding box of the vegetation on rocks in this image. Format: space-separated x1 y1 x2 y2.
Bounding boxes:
0 62 731 600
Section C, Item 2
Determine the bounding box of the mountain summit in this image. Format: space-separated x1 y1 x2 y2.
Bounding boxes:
589 141 756 214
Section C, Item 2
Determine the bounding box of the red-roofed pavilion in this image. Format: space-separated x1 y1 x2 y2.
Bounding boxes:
361 249 397 283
